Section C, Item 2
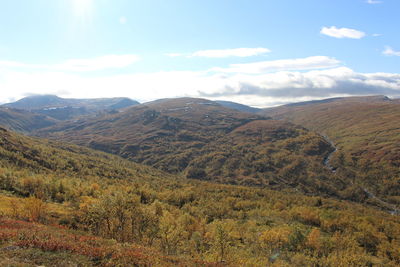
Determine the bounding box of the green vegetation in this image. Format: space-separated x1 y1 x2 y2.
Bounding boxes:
0 126 400 266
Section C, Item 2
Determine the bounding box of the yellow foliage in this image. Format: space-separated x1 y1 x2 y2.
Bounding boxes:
330 232 360 252
291 206 321 226
377 240 400 264
79 196 98 212
23 197 47 222
319 250 373 267
259 226 291 252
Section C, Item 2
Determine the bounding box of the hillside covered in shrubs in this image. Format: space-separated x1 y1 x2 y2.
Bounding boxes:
1 127 400 266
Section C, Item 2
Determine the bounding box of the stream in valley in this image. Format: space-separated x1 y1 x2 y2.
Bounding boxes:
321 135 399 215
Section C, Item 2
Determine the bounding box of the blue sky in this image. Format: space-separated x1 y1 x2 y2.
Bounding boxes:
0 0 399 107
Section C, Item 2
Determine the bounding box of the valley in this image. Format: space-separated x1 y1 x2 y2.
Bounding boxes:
322 135 337 173
34 97 343 194
2 1 400 265
0 94 399 266
263 95 400 204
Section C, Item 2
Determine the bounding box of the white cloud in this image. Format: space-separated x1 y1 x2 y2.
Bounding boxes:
1 56 399 108
0 60 30 68
166 48 271 58
383 46 400 56
212 56 340 74
321 26 366 39
366 0 383 4
197 67 400 106
0 55 140 72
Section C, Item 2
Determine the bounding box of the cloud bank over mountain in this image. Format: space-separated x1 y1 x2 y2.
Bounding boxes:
0 55 399 107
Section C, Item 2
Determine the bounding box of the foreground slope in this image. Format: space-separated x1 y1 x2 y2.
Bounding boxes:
1 128 400 266
0 126 174 185
0 127 208 266
0 218 207 267
263 95 400 202
36 98 341 193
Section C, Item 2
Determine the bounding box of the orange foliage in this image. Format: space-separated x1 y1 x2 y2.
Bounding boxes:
306 228 322 251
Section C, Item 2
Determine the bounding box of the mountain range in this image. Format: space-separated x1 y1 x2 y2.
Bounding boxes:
2 95 139 121
2 94 399 200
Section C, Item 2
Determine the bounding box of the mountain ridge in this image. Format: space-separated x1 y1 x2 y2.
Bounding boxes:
2 95 140 121
3 94 140 110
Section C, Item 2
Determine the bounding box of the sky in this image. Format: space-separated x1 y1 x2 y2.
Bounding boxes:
0 0 399 107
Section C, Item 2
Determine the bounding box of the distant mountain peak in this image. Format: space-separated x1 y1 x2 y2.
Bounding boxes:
2 95 140 121
4 95 65 110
